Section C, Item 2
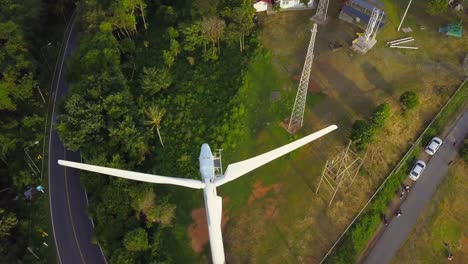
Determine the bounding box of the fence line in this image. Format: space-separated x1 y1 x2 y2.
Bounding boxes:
319 77 468 263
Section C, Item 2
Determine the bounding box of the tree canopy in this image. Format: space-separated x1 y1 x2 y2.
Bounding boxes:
55 0 258 262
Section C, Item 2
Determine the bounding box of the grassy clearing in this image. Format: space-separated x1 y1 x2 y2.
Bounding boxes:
392 160 468 264
381 0 401 27
211 2 468 262
326 71 466 263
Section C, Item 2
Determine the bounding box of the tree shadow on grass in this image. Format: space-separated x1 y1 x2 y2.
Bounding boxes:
361 62 396 100
314 61 376 118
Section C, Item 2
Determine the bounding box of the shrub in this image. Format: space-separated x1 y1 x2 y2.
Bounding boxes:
400 91 419 110
351 103 391 150
462 139 468 161
426 0 449 16
351 120 375 150
123 228 150 252
371 103 391 128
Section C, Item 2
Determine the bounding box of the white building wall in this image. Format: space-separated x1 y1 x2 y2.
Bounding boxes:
253 1 270 12
280 0 315 9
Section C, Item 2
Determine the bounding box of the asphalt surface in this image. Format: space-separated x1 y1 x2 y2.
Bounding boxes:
48 12 106 264
364 110 468 264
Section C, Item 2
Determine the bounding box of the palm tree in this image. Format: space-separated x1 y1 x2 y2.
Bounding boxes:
144 105 166 147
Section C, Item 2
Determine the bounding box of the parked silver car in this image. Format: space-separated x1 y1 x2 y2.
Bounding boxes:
425 137 442 155
409 160 426 181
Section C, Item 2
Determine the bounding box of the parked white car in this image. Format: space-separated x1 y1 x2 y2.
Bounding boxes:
425 137 443 155
409 160 426 181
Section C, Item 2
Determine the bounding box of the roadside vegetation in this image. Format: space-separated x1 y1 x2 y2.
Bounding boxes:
462 139 468 161
393 159 467 263
56 0 258 262
0 0 75 262
326 80 467 264
422 82 468 143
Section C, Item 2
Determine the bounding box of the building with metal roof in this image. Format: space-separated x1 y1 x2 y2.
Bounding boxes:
339 0 385 28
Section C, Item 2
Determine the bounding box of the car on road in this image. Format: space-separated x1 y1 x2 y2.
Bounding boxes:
409 160 426 181
425 137 443 155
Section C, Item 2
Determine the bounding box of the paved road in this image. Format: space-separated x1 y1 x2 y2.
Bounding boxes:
364 110 468 264
48 11 106 264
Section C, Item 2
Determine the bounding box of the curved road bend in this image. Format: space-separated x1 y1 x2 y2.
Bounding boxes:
48 12 106 264
364 110 468 264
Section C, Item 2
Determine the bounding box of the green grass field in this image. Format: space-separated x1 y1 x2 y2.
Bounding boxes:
179 1 468 262
392 160 468 264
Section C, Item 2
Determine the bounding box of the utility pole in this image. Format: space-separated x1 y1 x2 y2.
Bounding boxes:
0 188 11 193
27 247 40 260
36 85 46 104
397 0 413 31
287 23 318 133
24 141 40 175
311 0 329 24
40 42 52 73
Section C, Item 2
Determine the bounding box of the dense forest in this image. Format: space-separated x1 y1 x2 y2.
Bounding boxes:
0 0 76 262
55 0 257 262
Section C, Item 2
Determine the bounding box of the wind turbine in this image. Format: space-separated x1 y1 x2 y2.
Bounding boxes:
58 124 337 264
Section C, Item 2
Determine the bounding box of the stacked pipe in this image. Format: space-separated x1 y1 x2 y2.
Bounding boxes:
387 37 418 50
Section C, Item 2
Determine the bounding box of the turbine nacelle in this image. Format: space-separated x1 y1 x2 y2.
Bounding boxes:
199 143 215 181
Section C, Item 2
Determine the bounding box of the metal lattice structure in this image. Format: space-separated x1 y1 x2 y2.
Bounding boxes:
311 0 329 24
213 149 223 177
363 8 383 41
287 24 318 133
315 141 367 207
351 8 384 54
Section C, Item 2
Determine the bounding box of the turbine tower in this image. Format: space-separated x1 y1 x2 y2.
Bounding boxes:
59 125 338 264
311 0 329 24
288 23 318 133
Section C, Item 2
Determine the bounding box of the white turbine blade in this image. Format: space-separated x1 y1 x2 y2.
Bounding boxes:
58 160 205 189
214 125 337 187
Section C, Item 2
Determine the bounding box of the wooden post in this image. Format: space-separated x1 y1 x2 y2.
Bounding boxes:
350 151 367 186
316 160 328 194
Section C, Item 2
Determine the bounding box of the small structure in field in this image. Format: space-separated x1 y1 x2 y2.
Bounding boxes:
351 7 385 54
449 0 465 11
253 0 272 12
253 0 316 12
315 141 367 207
339 0 385 28
439 21 463 38
279 0 316 9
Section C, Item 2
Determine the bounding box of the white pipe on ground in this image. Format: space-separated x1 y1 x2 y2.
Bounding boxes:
390 45 419 50
389 39 415 45
386 37 413 44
